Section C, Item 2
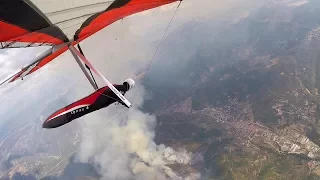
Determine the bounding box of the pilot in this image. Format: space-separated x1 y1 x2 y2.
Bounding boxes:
42 78 135 129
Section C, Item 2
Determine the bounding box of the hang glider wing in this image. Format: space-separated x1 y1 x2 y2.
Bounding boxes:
0 0 179 84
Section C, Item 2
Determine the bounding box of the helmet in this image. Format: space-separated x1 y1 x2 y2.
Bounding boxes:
123 78 135 91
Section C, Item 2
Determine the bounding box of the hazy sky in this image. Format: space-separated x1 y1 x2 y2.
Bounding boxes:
0 0 270 179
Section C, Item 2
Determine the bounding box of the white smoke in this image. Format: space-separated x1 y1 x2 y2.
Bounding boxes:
76 82 196 180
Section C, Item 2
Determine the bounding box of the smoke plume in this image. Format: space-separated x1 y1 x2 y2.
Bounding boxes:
76 84 196 179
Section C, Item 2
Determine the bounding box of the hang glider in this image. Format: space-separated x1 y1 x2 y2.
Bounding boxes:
0 0 182 128
1 0 180 83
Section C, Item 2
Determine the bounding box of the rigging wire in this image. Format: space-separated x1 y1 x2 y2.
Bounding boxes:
132 1 181 102
77 44 99 89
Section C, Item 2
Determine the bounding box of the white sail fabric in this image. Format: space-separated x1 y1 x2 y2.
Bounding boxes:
30 0 115 40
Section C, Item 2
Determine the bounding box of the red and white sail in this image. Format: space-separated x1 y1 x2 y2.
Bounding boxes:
0 0 180 84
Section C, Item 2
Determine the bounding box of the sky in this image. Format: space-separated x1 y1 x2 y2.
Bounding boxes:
0 0 268 179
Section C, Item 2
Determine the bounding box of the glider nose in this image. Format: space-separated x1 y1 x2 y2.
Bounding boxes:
42 119 51 129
